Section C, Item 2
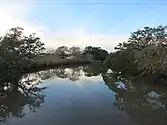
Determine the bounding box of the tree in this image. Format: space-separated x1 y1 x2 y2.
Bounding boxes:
83 46 108 61
0 27 46 72
0 27 45 60
0 27 46 86
104 51 138 77
105 25 167 76
55 46 69 59
126 26 167 75
69 46 82 59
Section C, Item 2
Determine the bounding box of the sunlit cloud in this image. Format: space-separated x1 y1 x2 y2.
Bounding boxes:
42 30 128 51
0 0 129 51
0 0 47 36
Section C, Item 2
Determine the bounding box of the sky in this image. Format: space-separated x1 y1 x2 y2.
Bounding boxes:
0 0 167 51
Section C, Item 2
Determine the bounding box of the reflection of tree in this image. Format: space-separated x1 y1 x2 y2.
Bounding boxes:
32 64 107 81
36 66 82 81
0 73 45 123
35 68 67 80
103 73 167 125
68 67 82 81
54 68 68 79
37 68 68 80
113 89 167 125
83 64 107 77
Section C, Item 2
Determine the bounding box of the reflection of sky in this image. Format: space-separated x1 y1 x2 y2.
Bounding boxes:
42 76 115 102
5 75 138 125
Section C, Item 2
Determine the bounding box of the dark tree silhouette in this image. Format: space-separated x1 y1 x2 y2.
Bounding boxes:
83 46 108 61
55 46 69 59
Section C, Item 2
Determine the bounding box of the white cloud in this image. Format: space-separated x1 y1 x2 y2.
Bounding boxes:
42 29 128 52
0 0 128 52
0 0 47 36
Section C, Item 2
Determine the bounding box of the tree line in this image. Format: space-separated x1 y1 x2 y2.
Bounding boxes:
1 25 167 84
104 26 167 82
46 45 109 61
0 27 108 72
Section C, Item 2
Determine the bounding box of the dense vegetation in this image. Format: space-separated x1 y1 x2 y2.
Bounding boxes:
104 25 167 83
0 27 45 72
43 25 167 84
1 25 167 92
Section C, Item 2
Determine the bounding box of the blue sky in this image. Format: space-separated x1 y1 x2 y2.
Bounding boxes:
1 0 167 51
28 0 167 34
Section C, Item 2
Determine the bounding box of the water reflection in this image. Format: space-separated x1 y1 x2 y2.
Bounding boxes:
37 66 82 81
0 72 45 123
1 64 167 125
34 65 167 125
103 73 167 125
83 63 107 77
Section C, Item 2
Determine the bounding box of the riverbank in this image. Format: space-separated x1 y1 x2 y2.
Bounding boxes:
24 58 93 73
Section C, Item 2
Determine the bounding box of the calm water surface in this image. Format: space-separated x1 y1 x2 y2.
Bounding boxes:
1 66 167 125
